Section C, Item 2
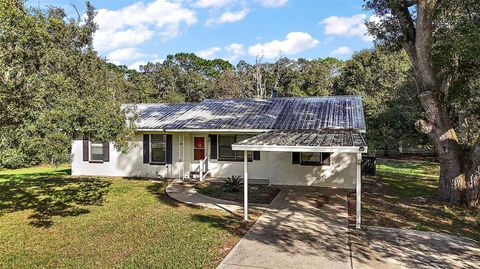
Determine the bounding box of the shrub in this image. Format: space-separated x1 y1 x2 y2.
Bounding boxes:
224 175 243 192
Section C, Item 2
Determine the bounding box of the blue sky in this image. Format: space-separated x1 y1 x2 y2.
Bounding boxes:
27 0 375 70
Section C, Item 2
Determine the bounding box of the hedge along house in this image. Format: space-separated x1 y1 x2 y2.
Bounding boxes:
71 96 367 227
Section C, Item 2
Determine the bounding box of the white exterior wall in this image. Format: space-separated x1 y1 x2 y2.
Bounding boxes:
268 152 356 188
71 132 357 189
71 133 182 178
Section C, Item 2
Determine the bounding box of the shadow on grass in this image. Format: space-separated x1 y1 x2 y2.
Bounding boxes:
146 181 181 208
354 161 480 242
373 174 438 199
0 168 71 181
191 214 252 237
0 176 110 228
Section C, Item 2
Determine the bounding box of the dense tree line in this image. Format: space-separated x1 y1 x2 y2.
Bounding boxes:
116 54 344 103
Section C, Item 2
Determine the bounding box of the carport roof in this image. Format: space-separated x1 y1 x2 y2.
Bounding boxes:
231 129 367 153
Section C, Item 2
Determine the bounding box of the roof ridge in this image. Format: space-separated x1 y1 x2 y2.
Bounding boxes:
201 95 362 102
122 102 197 106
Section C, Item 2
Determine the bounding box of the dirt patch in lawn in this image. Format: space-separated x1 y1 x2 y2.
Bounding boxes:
195 182 280 205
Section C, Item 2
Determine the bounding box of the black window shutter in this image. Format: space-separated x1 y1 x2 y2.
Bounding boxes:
292 152 300 164
210 134 218 159
143 134 150 164
166 134 173 164
83 139 89 161
253 151 260 160
321 152 332 165
103 142 109 162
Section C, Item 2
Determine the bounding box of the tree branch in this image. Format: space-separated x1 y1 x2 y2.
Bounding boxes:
414 0 439 93
390 1 417 45
390 1 420 90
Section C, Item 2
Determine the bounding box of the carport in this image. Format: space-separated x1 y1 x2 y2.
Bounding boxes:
232 129 367 229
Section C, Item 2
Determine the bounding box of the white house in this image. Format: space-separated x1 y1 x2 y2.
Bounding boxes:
71 96 367 225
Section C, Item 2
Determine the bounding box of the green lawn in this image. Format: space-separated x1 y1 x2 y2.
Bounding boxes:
0 166 250 268
355 159 480 242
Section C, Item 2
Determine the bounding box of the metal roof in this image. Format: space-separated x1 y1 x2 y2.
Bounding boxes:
231 129 368 153
133 96 366 132
134 103 196 129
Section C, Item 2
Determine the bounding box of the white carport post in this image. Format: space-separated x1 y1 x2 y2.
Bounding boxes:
356 152 362 229
243 150 248 221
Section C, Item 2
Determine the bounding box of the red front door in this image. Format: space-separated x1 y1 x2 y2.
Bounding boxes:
194 137 205 160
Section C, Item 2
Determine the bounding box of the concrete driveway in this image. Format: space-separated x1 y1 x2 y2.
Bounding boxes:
217 187 351 269
217 187 480 269
350 226 480 269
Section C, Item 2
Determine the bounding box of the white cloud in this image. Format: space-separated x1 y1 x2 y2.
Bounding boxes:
206 8 249 25
194 0 231 8
224 55 240 63
225 43 245 55
128 58 164 70
94 26 154 52
93 0 197 52
196 47 222 58
128 61 147 71
107 48 146 64
330 46 352 56
258 0 288 7
320 14 373 41
248 32 320 58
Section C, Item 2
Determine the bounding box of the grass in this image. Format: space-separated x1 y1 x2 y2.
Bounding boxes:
0 166 251 268
195 182 280 204
350 159 480 242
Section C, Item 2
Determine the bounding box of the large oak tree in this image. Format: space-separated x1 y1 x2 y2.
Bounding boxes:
365 0 480 207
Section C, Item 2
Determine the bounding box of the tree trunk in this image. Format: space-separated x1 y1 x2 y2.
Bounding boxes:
394 0 466 205
378 0 480 207
416 91 466 204
466 140 480 207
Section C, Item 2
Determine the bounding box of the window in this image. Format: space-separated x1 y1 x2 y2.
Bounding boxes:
300 152 331 166
194 137 205 160
219 135 236 159
151 134 166 163
218 135 252 161
90 142 104 162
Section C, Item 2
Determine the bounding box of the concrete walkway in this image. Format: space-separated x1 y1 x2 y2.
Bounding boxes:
217 187 351 269
165 181 267 215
